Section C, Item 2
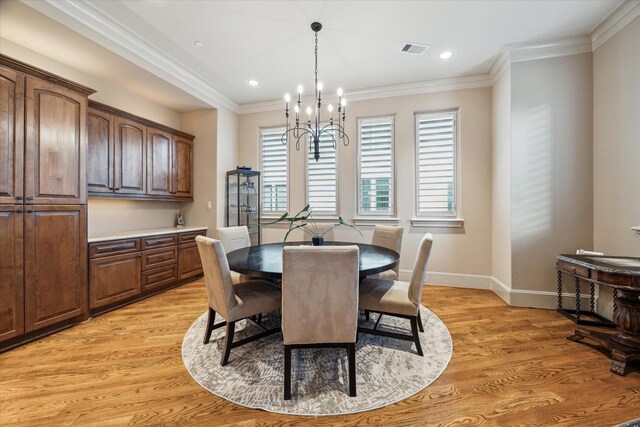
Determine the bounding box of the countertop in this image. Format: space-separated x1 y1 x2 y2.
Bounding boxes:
88 226 208 243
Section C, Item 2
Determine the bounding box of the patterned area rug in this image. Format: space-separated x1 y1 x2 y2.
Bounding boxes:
182 306 453 416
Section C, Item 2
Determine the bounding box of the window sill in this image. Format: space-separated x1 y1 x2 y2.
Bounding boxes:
410 217 464 228
353 217 400 226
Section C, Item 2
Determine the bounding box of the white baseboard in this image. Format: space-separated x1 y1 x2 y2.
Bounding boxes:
402 269 598 310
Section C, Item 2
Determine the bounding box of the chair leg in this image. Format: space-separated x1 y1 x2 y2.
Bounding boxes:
410 316 423 356
417 309 424 333
284 345 292 400
365 310 370 321
221 321 236 366
203 307 216 345
347 343 356 397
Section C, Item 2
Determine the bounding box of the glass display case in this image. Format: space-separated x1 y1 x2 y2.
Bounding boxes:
226 168 261 245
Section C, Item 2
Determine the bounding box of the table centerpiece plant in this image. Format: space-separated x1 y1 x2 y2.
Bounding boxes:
266 204 362 246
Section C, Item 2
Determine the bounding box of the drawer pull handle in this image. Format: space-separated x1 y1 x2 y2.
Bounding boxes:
27 196 33 201
16 196 23 200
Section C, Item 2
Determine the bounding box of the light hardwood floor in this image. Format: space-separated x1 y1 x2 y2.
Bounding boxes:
1 281 638 426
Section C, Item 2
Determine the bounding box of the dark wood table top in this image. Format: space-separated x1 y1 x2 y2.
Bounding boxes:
227 241 400 280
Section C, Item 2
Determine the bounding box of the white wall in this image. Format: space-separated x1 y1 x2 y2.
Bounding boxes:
592 16 640 318
510 53 594 303
491 66 512 294
217 109 240 229
238 88 493 280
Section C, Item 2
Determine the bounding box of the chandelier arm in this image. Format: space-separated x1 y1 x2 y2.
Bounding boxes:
293 129 313 152
319 128 338 149
332 122 351 146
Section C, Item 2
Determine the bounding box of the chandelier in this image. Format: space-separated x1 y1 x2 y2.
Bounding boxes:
282 22 349 161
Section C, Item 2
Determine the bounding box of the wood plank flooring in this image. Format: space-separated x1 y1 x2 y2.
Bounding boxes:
1 281 638 426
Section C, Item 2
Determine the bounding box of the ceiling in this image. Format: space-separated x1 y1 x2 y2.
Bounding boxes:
4 0 623 111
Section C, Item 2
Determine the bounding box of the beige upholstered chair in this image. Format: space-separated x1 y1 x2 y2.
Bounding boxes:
281 245 359 400
196 236 281 366
369 225 404 280
216 226 251 284
359 233 433 356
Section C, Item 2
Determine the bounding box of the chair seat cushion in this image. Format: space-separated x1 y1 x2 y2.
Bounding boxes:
227 280 282 322
367 269 398 281
359 278 418 316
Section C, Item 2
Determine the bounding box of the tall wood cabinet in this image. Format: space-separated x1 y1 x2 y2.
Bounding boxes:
0 54 94 350
88 102 194 200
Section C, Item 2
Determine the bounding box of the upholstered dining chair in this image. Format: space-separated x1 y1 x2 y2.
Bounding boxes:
358 233 433 356
369 225 404 281
281 245 360 400
196 236 281 366
216 226 252 284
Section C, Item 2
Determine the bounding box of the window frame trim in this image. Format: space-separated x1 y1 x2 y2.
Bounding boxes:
356 115 396 217
414 108 461 218
304 124 340 217
258 125 289 216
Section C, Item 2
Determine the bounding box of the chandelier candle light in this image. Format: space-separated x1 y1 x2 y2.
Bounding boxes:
282 22 349 161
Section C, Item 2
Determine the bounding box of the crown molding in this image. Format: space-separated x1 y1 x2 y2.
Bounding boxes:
590 0 640 51
237 74 491 115
488 49 510 84
506 36 593 63
22 0 239 112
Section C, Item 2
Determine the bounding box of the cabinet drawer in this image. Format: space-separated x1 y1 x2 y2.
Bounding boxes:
558 260 591 279
89 238 141 259
142 264 178 292
178 230 206 245
141 234 177 250
142 246 177 271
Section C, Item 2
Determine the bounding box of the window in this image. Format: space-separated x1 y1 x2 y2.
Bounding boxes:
306 130 338 214
415 110 458 216
358 117 394 215
260 128 287 214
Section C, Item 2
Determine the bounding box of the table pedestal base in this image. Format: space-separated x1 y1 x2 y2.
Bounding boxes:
568 328 640 376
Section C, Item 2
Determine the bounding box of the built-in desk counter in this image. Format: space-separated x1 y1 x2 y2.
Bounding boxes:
88 226 208 314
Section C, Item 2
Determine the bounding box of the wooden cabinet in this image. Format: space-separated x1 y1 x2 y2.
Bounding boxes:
24 206 87 331
173 136 193 198
0 66 24 204
89 253 141 309
115 116 146 195
24 76 87 205
88 229 206 315
147 128 173 196
0 207 24 341
87 108 114 193
87 101 194 201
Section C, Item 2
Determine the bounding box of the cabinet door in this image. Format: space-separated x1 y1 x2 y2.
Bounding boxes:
114 117 146 194
146 128 173 196
178 244 203 280
24 77 86 205
173 136 193 198
24 205 87 331
89 252 141 309
87 108 114 193
0 66 24 204
0 207 24 342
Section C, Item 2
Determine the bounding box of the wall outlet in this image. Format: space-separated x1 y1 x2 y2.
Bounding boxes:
207 201 212 209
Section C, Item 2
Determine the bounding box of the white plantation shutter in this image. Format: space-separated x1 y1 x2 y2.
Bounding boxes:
307 130 338 214
260 128 287 214
416 111 457 216
358 117 394 215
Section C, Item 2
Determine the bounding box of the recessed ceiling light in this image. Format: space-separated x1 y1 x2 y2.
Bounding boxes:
439 51 453 60
248 79 259 87
194 41 204 47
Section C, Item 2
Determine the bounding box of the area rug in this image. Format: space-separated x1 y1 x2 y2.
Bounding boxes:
182 306 453 416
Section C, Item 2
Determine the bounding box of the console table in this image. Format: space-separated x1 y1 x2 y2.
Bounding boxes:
557 254 640 375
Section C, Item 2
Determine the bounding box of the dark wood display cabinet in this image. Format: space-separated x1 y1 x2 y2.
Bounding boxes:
0 54 94 352
88 228 206 315
87 101 194 201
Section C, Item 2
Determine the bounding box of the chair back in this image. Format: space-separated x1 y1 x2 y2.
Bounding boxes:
282 245 359 345
195 236 238 319
371 225 403 275
216 226 251 254
408 234 434 306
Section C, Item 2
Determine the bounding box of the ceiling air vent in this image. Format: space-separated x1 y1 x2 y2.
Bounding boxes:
400 42 429 55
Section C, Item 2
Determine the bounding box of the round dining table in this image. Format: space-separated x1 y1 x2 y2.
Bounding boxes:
226 241 399 281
